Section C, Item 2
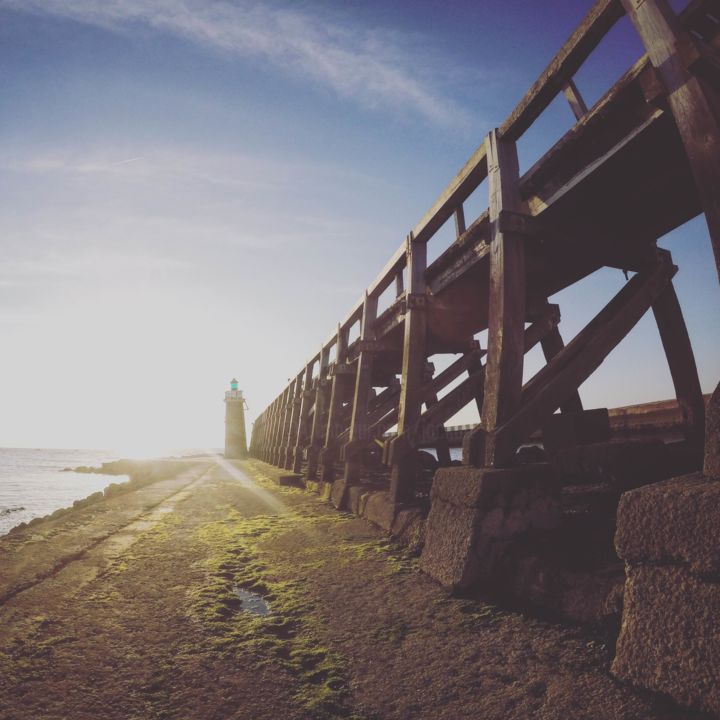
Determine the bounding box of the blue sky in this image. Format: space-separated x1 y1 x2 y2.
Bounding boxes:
0 0 717 451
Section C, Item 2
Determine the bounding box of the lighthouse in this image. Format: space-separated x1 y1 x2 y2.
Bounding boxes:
224 379 248 459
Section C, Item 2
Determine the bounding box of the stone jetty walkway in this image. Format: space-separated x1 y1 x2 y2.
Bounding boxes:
0 459 705 720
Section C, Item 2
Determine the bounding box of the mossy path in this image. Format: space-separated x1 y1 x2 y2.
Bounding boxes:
0 459 704 720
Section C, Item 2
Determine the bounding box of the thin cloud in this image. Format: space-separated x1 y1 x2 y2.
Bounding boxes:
2 0 471 128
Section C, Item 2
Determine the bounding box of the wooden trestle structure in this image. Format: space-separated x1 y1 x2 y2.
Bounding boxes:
250 0 720 510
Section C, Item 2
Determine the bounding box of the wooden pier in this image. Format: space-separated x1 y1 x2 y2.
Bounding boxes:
250 0 719 514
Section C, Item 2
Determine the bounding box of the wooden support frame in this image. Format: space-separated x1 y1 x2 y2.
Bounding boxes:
249 0 720 510
483 253 677 464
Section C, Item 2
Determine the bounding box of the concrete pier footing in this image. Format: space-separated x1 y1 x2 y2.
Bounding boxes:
611 382 720 715
419 464 561 591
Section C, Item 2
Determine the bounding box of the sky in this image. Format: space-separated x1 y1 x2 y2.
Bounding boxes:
0 0 717 453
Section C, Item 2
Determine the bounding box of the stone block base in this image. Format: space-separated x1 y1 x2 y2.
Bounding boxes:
613 472 720 715
277 473 304 488
419 464 561 590
612 564 720 715
330 479 349 510
362 491 398 532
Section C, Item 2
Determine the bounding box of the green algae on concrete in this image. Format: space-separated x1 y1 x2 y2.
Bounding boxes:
189 509 358 719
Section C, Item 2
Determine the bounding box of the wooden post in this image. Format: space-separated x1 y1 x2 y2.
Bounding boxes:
283 370 305 469
652 280 706 446
274 384 293 466
622 0 720 283
389 232 428 505
291 361 316 473
342 291 379 497
395 271 404 298
306 345 331 480
562 78 589 121
264 397 280 463
424 390 452 466
454 204 467 237
541 326 584 413
320 325 351 482
478 129 527 467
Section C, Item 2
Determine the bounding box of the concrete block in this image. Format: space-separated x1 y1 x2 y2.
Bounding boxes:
612 564 720 716
553 439 669 491
347 485 364 515
277 473 303 488
390 507 425 553
542 408 610 454
705 381 720 479
420 465 561 590
615 472 720 574
330 479 349 510
362 491 397 532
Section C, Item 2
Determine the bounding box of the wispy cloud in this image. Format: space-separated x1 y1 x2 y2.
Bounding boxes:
1 0 471 127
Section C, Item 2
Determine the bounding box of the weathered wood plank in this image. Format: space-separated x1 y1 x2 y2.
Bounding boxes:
652 280 706 445
283 370 304 469
305 345 331 480
563 77 590 120
389 234 429 504
540 326 584 413
480 130 527 466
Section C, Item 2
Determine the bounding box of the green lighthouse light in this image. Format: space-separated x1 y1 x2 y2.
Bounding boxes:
230 378 238 391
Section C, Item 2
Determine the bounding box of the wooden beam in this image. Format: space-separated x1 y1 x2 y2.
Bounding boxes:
275 380 295 467
424 390 452 466
563 78 590 120
389 233 429 504
541 326 584 413
622 0 720 282
283 370 304 469
500 0 625 141
291 362 315 472
305 345 331 479
652 280 706 446
454 205 467 237
320 326 353 482
480 130 527 466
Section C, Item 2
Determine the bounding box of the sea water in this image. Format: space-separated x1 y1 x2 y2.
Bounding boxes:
0 447 122 536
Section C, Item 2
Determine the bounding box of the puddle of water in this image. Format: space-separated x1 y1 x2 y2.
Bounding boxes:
232 585 271 615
